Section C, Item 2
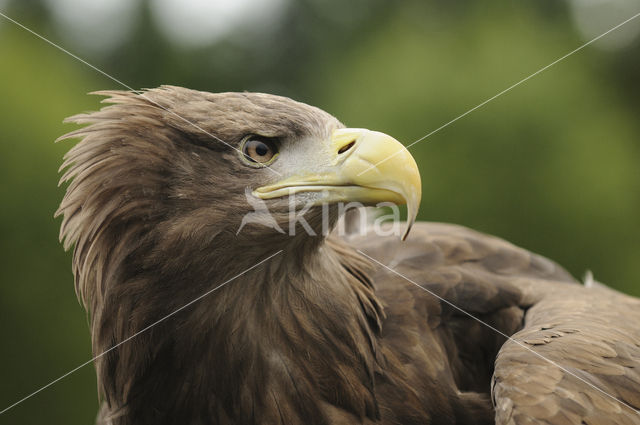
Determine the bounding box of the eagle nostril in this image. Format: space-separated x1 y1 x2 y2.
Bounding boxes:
338 140 356 154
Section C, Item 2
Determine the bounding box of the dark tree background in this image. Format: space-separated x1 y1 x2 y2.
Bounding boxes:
1 0 639 423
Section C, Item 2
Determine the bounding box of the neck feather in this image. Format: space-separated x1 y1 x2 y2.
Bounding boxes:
95 233 385 425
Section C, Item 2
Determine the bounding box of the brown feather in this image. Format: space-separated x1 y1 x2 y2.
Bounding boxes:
57 87 640 425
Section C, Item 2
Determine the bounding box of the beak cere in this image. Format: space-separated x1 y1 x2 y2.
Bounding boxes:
254 128 422 240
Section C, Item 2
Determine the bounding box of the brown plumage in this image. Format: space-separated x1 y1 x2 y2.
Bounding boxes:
57 86 640 425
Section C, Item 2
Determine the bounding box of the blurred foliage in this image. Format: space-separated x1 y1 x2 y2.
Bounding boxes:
0 0 639 424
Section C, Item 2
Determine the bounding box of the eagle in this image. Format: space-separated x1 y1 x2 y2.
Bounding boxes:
56 86 640 425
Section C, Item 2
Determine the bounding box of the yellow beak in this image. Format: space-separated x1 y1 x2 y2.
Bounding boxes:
253 128 422 239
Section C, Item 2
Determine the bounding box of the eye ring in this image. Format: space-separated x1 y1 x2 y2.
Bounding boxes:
239 136 279 167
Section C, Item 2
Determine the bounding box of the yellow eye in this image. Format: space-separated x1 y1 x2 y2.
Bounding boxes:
241 137 278 165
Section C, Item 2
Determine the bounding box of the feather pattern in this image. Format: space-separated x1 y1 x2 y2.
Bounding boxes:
57 87 640 425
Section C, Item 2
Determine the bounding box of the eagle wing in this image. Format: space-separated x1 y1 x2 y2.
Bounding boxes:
492 281 640 425
344 221 640 424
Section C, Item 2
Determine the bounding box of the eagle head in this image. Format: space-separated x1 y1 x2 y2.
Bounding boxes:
56 86 421 424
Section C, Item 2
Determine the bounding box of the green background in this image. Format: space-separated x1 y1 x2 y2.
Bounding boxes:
1 1 639 424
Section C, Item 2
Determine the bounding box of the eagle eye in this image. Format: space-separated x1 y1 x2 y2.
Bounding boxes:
241 136 278 166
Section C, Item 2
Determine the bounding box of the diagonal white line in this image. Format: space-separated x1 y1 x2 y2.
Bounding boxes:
0 11 282 177
357 10 640 177
357 249 640 417
3 2 639 418
0 250 283 415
